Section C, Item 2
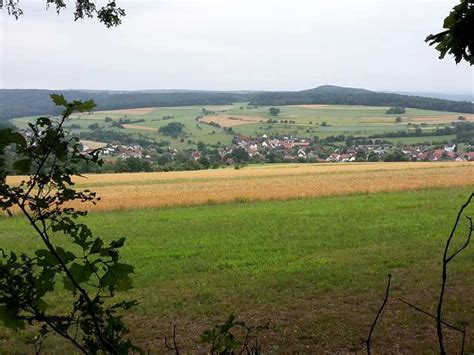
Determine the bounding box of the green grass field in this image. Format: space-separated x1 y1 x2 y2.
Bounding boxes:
12 103 466 149
1 186 473 353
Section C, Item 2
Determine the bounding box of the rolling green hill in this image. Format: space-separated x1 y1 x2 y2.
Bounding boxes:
11 102 472 150
1 85 473 122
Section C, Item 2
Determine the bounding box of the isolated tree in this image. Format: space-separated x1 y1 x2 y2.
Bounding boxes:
367 151 380 162
395 116 402 123
269 107 280 116
2 0 125 27
159 122 185 136
0 96 139 353
355 149 367 162
426 0 474 65
197 141 207 153
345 135 354 147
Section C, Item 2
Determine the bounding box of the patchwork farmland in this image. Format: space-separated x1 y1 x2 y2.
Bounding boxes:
12 103 472 150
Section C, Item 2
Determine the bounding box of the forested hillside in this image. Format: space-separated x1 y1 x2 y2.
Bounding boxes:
1 85 472 122
0 89 249 121
249 85 474 113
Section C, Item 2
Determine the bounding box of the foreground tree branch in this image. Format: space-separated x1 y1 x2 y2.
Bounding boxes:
397 193 472 354
426 0 474 65
1 0 125 27
436 193 473 354
0 95 140 353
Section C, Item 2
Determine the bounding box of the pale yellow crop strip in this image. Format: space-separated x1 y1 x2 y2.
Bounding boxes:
5 162 473 213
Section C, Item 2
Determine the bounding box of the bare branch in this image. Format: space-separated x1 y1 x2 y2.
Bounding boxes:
399 298 466 354
437 193 473 355
366 274 392 355
446 216 473 263
164 325 180 354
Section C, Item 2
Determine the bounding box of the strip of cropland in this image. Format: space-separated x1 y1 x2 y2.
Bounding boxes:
0 186 473 353
6 162 473 212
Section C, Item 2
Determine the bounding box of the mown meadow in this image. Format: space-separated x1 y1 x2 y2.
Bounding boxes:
1 184 473 353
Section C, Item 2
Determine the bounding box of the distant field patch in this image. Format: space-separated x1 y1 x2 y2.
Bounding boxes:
200 115 266 127
288 104 382 110
287 104 331 109
95 107 156 115
79 140 107 149
121 124 158 131
357 117 398 124
407 114 474 123
202 105 235 111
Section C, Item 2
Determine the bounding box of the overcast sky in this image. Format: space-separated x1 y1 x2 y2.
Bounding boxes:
1 0 473 93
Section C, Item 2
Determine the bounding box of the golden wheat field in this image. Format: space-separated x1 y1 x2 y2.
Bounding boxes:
6 162 474 212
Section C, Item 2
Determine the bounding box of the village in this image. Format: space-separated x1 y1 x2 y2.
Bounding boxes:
78 132 474 168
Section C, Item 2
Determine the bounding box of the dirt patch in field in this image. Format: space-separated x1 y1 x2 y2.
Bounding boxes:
288 104 331 109
407 114 474 123
122 124 158 131
289 105 383 110
202 105 235 111
96 107 155 115
200 115 266 127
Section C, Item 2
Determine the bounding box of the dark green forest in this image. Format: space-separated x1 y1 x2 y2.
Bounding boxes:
1 85 472 122
248 86 473 112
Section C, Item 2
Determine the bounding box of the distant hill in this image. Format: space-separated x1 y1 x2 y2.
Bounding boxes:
248 85 474 113
1 85 472 122
0 89 251 121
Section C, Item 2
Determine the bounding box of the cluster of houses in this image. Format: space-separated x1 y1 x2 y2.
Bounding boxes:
214 135 474 163
78 134 474 165
81 141 148 160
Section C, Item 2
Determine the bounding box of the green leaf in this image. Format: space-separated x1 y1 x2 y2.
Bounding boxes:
63 262 95 291
101 263 134 291
0 129 27 150
36 299 48 312
35 199 49 209
35 268 56 296
12 159 32 173
50 94 67 107
90 238 104 254
35 249 59 266
0 305 25 330
110 237 126 249
55 247 76 263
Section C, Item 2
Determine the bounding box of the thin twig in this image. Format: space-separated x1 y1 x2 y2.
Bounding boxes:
164 325 180 354
399 298 466 354
399 298 464 332
366 274 392 355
